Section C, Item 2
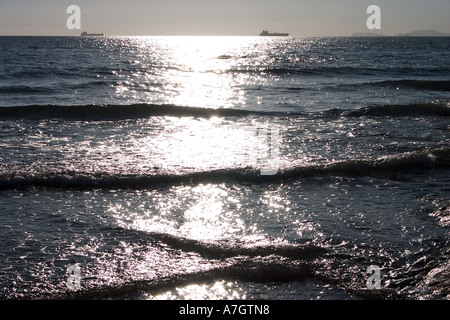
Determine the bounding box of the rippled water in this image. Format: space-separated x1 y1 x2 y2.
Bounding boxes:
0 36 449 300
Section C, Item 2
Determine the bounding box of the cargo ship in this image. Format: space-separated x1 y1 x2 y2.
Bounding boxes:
80 31 104 37
259 29 289 37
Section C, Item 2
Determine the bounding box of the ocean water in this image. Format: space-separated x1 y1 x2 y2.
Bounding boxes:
0 36 449 300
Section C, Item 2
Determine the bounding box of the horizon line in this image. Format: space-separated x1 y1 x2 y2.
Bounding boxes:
1 34 450 38
2 29 450 38
1 28 450 38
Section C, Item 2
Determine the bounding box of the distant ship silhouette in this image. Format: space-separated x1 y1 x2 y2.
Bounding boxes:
80 31 104 37
259 29 289 37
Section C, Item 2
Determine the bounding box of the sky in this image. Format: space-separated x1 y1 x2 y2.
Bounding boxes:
0 0 449 36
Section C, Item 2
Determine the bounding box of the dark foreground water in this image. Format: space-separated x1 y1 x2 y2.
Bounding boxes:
0 36 449 300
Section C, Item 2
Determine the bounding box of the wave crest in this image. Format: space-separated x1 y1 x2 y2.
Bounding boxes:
345 102 450 117
0 104 258 120
1 148 448 190
0 102 449 120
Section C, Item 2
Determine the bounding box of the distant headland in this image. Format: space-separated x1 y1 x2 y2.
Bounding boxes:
352 29 450 37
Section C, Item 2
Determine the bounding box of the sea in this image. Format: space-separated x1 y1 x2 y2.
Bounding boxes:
0 36 449 301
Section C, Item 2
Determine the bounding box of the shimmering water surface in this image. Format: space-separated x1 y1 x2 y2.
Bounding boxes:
0 36 449 300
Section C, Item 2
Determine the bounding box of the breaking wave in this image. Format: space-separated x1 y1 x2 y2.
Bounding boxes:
1 147 448 190
375 79 450 91
0 102 449 120
0 104 256 120
342 102 450 117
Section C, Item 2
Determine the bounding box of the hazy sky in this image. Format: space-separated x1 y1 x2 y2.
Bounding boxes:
0 0 449 36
